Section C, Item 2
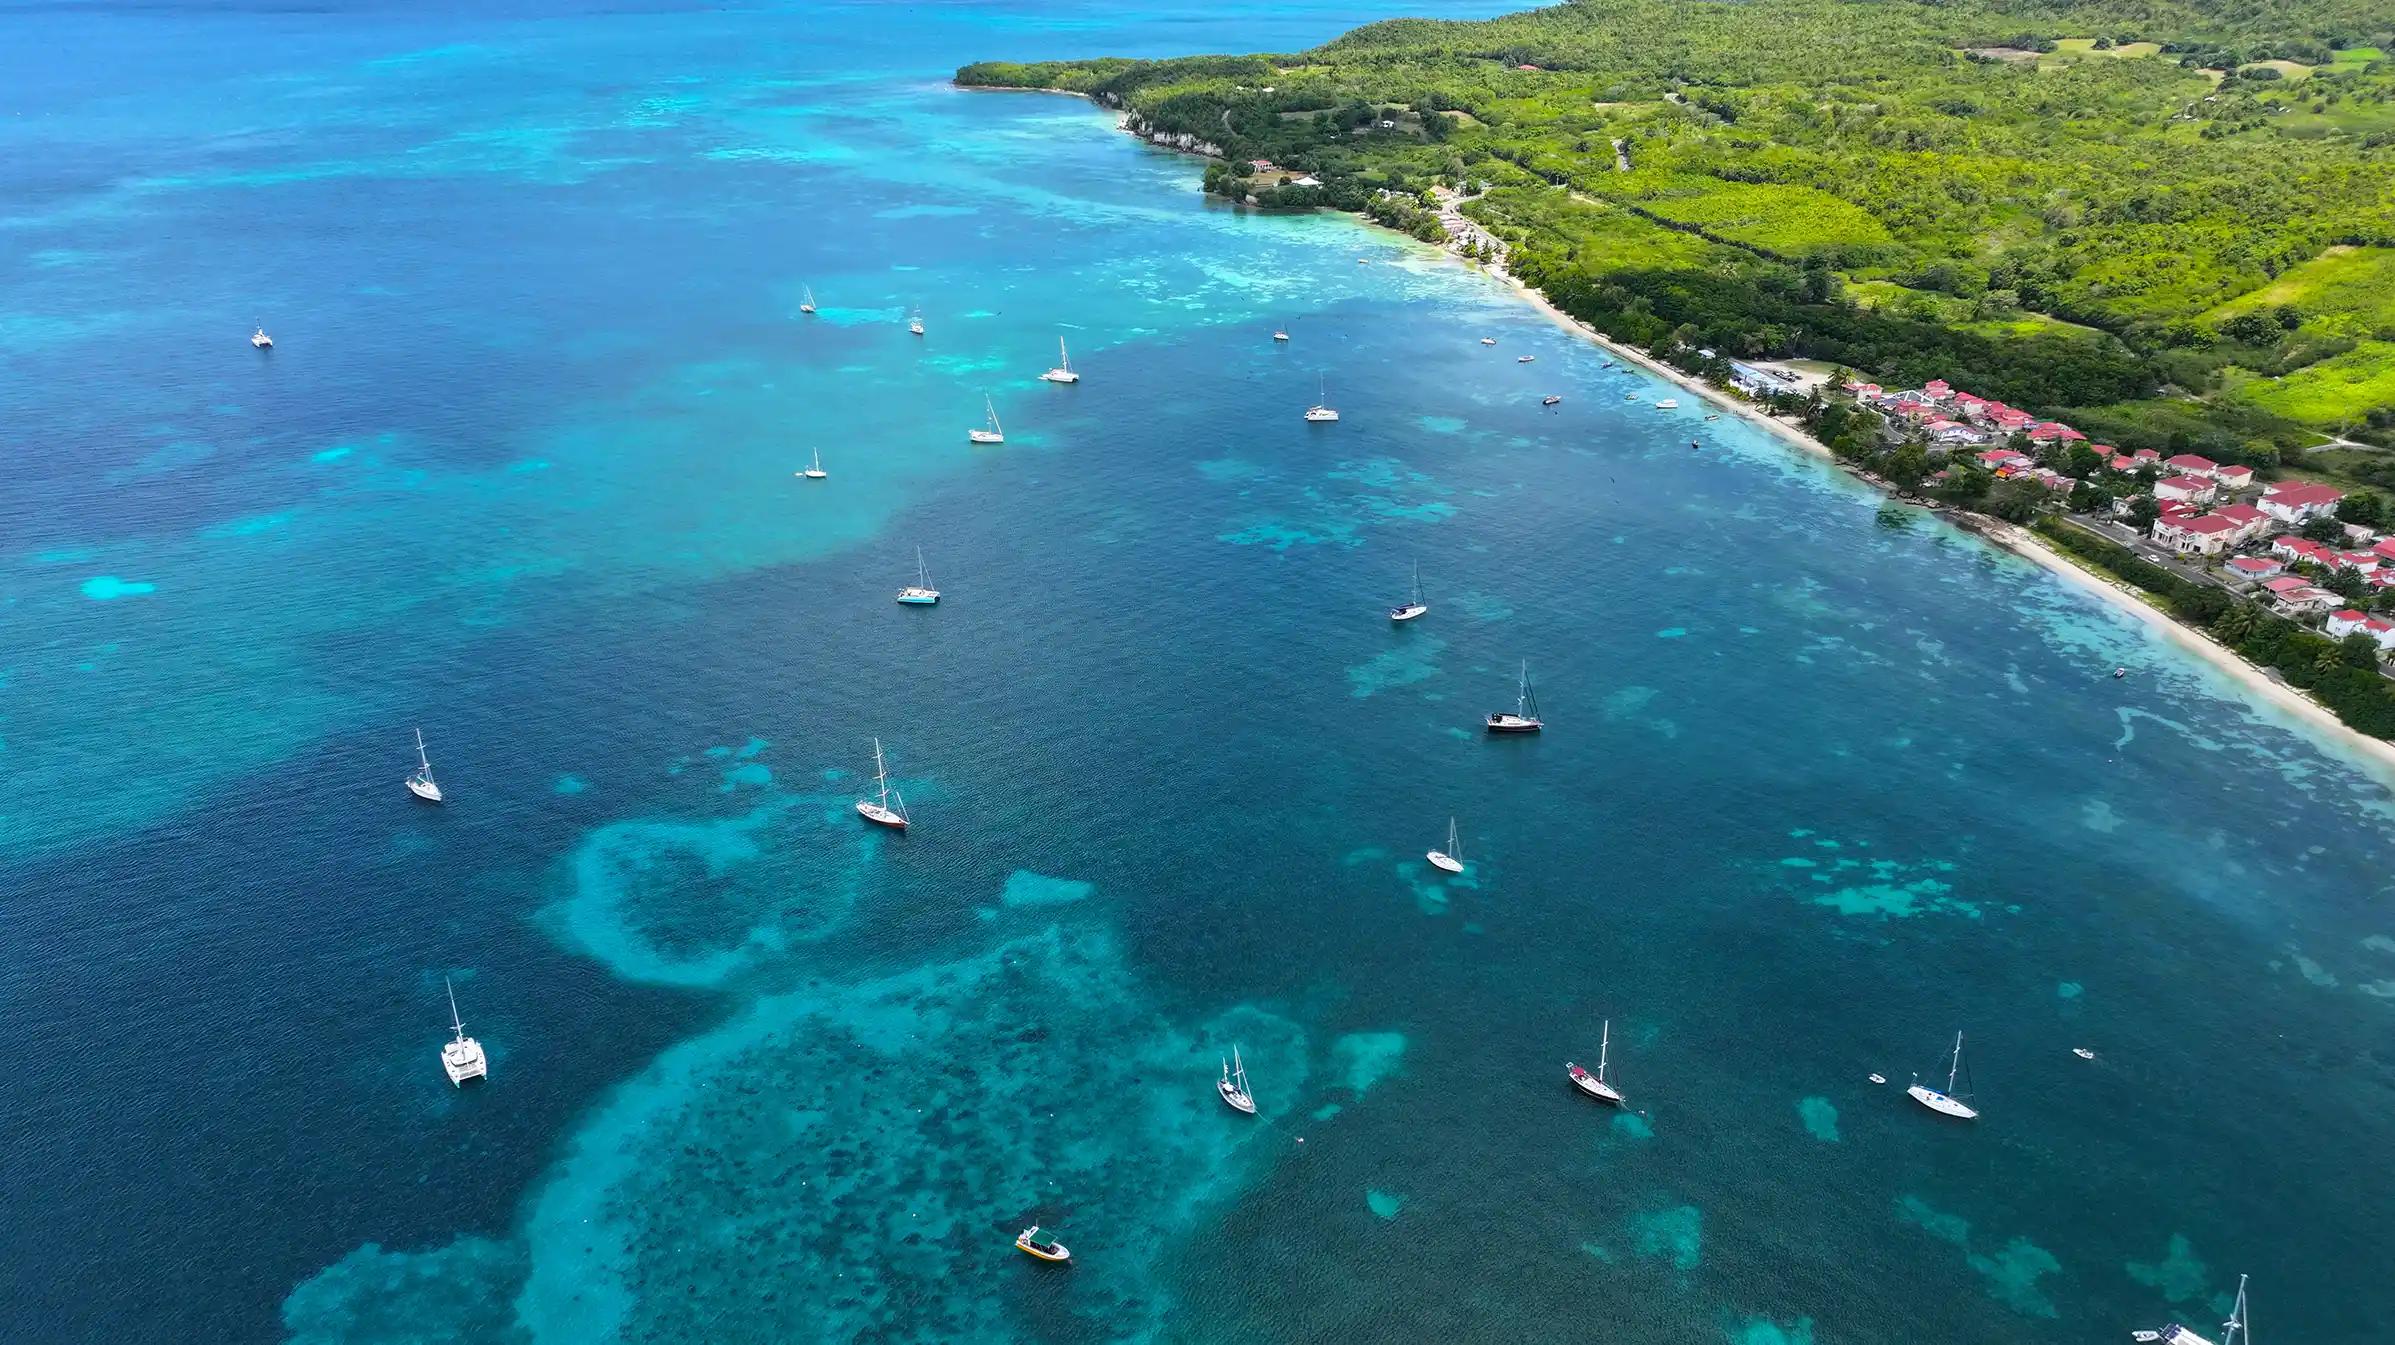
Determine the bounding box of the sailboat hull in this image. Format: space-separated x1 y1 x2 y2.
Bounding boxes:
1040 370 1078 384
1390 604 1428 622
855 800 908 829
1905 1084 1978 1119
896 589 940 605
406 776 444 803
1426 851 1464 874
1486 715 1542 734
1217 1079 1257 1114
1567 1066 1624 1105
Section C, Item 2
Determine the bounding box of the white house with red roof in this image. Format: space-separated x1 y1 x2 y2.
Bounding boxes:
2326 610 2395 650
2332 550 2382 574
2211 503 2270 540
2154 475 2217 505
2130 448 2162 465
2260 481 2346 524
1924 418 1986 447
2028 421 2088 444
1921 379 1952 401
2226 555 2285 581
2154 513 2240 556
2162 453 2220 479
1977 448 2032 473
2213 464 2255 490
2273 536 2332 566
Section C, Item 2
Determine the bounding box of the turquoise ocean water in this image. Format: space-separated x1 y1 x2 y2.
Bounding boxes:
5 2 2395 1340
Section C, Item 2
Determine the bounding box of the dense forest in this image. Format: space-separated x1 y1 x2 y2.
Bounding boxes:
960 0 2395 467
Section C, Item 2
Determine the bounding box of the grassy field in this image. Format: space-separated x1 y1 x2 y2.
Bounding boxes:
2043 38 2162 64
1845 279 2113 341
2233 341 2395 429
1471 187 1726 270
1606 177 1892 257
2205 247 2395 337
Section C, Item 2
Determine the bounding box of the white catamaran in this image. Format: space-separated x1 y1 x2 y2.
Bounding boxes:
1487 661 1544 734
1567 1019 1625 1105
1907 1031 1979 1120
1039 337 1079 384
1304 374 1339 423
1389 561 1428 622
440 977 487 1086
406 728 444 803
2134 1273 2249 1345
1426 817 1465 874
855 738 910 829
1218 1046 1256 1115
968 396 1004 444
897 547 940 605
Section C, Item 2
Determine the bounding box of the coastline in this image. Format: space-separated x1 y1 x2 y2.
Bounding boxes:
979 78 2395 784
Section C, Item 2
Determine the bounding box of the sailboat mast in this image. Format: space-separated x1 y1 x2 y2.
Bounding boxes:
1947 1032 1963 1095
416 728 431 774
445 976 464 1039
872 738 891 807
2226 1273 2248 1344
1598 1019 1611 1080
1518 661 1530 716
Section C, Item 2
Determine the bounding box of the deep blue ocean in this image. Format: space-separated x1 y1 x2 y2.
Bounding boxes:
5 2 2395 1341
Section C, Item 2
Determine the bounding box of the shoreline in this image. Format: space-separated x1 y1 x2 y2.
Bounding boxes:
984 79 2395 784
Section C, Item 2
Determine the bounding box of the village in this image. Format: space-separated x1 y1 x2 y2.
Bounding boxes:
1841 377 2395 656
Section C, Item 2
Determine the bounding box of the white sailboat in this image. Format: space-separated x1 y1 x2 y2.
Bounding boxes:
799 448 828 480
1567 1019 1625 1105
2133 1273 2249 1345
406 728 444 803
908 307 925 336
897 547 940 605
800 286 817 315
1655 398 1681 410
440 977 487 1086
1480 337 1497 346
854 737 910 829
1272 328 1290 343
1426 816 1465 874
968 396 1004 444
1304 374 1338 423
1039 337 1079 384
1486 661 1543 734
1218 1046 1257 1115
1907 1031 1979 1120
1389 561 1428 622
250 327 273 349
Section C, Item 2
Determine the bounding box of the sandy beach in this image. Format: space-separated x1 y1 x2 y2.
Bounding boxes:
1015 82 2395 786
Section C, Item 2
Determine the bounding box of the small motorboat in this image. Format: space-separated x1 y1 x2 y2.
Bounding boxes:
2113 667 2128 680
1690 439 1701 450
250 327 273 349
1704 413 1720 421
1654 398 1680 409
1480 337 1497 346
1272 329 1290 342
2073 1047 2097 1060
1015 1226 1070 1263
1516 355 1535 364
1542 395 1562 406
1868 1073 1887 1085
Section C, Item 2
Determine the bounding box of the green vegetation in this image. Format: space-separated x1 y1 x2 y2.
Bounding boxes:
2032 517 2395 738
960 0 2395 459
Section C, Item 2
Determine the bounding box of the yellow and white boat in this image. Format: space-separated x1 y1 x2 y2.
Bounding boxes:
1015 1225 1070 1263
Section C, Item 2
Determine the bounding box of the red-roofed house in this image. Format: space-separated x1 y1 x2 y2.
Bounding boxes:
1993 408 2035 431
2028 421 2088 443
2155 513 2240 556
2108 455 2137 472
2276 585 2339 614
2273 536 2331 566
2213 503 2270 543
1925 419 1984 446
2155 475 2217 505
2263 575 2313 595
1922 379 1952 401
2131 449 2162 465
2261 482 2345 524
2334 551 2382 574
1978 448 2032 473
2163 453 2220 479
2324 611 2395 649
2371 538 2395 565
2226 556 2285 580
2213 464 2255 490
2157 500 2196 522
1843 380 1882 398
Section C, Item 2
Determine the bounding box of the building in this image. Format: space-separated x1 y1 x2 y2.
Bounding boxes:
1978 448 2032 473
2162 453 2221 479
2332 551 2383 574
2212 503 2271 543
2213 464 2255 490
2226 556 2285 581
2154 475 2217 505
2273 536 2332 567
2259 482 2345 524
2154 513 2240 556
2326 610 2395 651
2028 421 2088 444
